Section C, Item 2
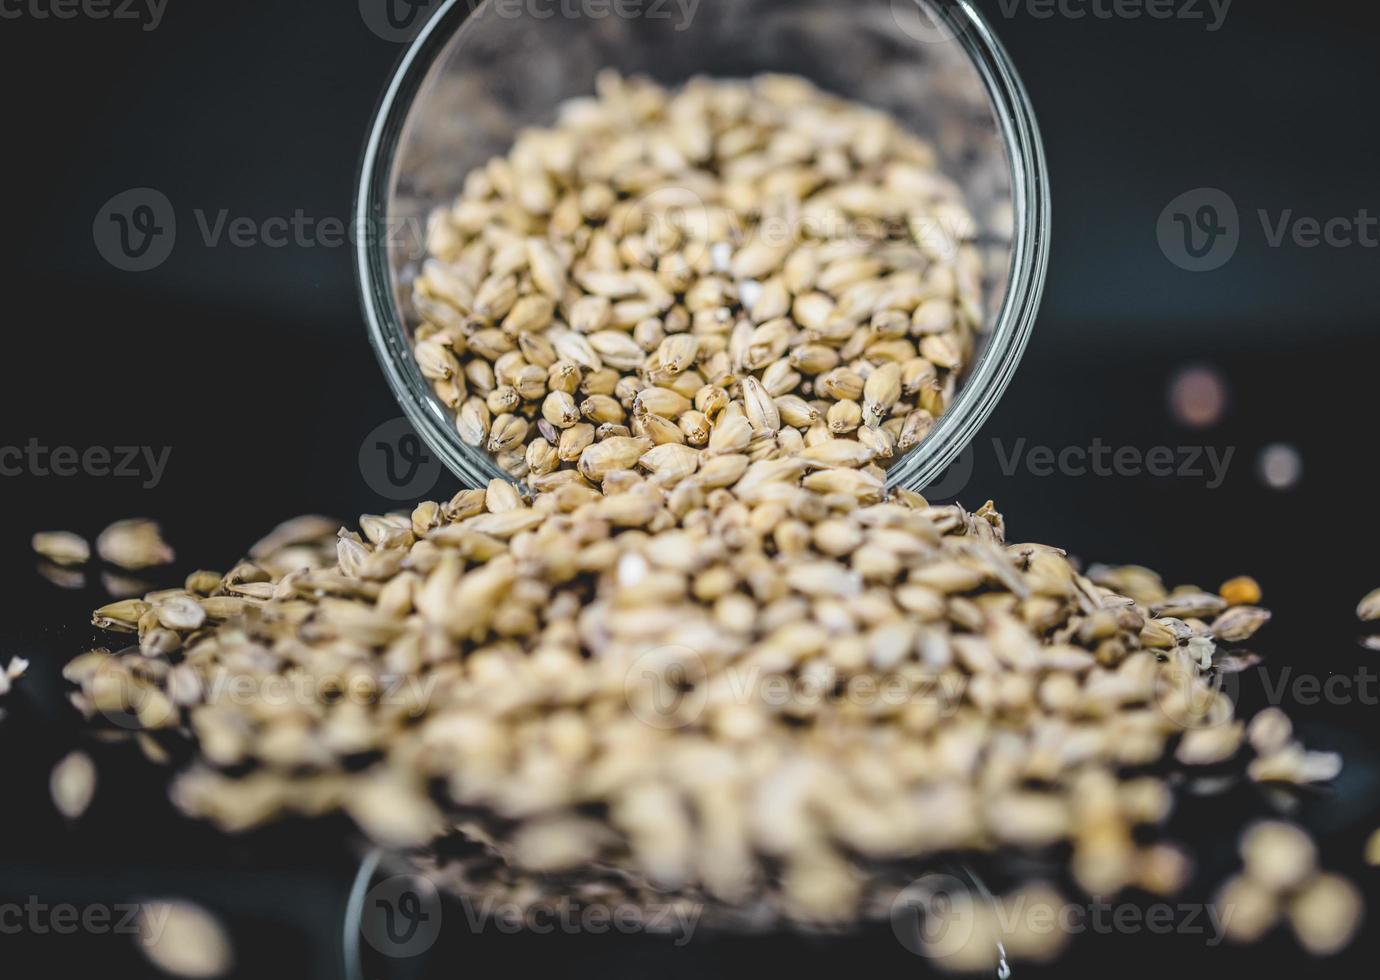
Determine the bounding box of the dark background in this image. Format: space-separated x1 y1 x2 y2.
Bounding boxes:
2 0 1378 977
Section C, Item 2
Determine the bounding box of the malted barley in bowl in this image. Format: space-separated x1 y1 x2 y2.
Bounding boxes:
358 0 1049 493
408 72 985 490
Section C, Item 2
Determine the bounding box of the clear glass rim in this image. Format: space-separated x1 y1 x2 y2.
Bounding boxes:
355 0 1051 494
881 0 1050 492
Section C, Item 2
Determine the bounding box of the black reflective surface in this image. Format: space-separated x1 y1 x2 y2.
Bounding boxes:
2 1 1377 977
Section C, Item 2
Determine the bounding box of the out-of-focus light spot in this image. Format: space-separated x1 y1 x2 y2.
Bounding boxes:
1258 443 1303 490
1168 365 1228 429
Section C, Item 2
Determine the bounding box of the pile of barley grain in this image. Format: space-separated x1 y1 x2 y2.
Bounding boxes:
63 475 1358 963
412 73 981 486
54 73 1364 968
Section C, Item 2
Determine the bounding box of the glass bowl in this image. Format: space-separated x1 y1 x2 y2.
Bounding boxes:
356 0 1049 492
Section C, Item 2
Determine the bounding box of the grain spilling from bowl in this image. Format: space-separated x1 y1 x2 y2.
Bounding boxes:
52 70 1362 969
62 473 1358 963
